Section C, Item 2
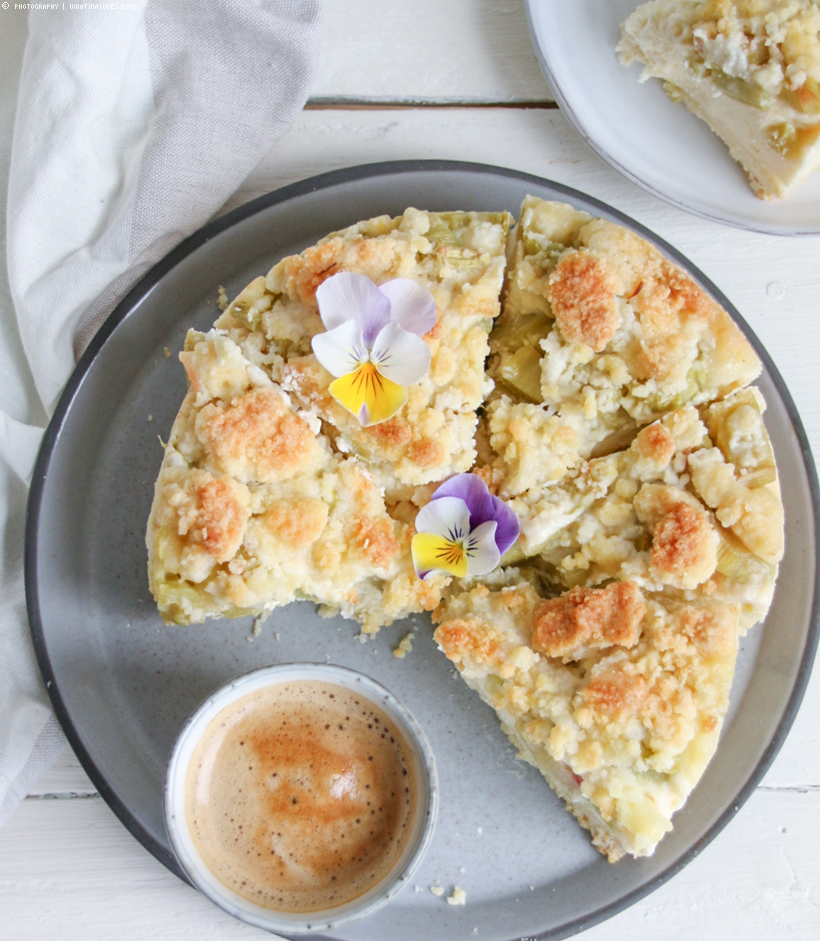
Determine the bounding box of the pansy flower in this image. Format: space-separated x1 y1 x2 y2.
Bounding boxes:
311 272 437 427
411 473 520 580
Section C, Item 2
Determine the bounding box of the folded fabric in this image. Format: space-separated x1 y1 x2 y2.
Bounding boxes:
0 0 322 828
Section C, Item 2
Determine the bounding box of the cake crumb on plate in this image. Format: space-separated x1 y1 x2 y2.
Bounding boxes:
393 631 415 658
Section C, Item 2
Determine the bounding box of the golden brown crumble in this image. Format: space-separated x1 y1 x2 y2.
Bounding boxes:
634 422 676 466
548 250 620 352
532 582 646 660
263 498 328 550
651 501 718 587
196 387 322 484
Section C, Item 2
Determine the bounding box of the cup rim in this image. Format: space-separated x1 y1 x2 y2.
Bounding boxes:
164 662 439 935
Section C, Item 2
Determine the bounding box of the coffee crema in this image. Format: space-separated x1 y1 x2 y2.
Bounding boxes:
184 680 419 913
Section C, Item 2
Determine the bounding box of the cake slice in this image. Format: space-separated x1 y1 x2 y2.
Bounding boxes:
482 196 761 502
498 403 783 632
434 580 741 861
215 208 511 502
572 407 777 627
146 330 449 631
618 0 820 199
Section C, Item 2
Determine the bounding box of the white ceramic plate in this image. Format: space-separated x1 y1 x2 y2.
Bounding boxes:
526 0 820 235
26 162 820 941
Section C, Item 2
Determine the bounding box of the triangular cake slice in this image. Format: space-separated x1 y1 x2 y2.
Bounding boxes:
215 209 511 503
505 403 783 632
147 330 448 630
434 580 740 861
482 196 761 503
618 0 820 200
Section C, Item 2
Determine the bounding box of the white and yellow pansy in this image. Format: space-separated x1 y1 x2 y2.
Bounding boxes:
311 272 437 427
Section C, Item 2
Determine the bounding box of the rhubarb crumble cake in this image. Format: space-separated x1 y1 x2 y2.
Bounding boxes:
618 0 820 199
146 196 783 862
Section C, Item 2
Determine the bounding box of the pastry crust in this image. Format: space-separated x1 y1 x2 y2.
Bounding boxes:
147 197 783 863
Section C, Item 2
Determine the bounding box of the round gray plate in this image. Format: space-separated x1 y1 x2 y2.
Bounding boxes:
26 162 820 941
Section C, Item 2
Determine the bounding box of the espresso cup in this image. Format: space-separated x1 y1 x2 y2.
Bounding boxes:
164 663 438 934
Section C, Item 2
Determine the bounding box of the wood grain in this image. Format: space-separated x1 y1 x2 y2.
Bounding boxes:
1 788 818 939
312 0 554 104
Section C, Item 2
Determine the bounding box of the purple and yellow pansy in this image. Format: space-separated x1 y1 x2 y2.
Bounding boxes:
411 473 520 581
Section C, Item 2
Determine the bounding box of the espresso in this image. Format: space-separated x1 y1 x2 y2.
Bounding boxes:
184 680 419 913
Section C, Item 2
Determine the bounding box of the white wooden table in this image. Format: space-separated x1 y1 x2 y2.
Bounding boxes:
2 2 819 938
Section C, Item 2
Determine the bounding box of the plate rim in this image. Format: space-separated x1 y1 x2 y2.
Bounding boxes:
24 159 820 941
524 0 820 237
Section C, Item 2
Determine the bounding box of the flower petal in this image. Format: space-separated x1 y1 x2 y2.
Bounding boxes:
464 520 501 576
489 495 520 555
311 320 367 378
432 473 496 530
370 322 431 387
316 272 391 345
328 362 407 426
378 279 437 336
414 496 471 542
411 532 468 579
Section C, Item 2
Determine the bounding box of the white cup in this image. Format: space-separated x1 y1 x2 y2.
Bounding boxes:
164 662 438 935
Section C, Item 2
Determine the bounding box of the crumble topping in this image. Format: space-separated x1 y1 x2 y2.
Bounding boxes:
548 250 621 352
154 468 251 581
532 582 646 660
692 0 820 94
196 387 324 485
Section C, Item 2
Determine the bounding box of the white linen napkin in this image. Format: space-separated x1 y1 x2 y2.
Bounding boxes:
0 0 321 827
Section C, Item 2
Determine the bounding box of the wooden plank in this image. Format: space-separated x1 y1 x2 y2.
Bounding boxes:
0 797 263 941
1 789 817 939
312 0 554 104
